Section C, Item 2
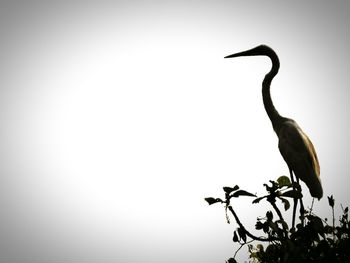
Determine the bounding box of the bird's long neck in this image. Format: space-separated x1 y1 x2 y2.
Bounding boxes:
262 53 283 133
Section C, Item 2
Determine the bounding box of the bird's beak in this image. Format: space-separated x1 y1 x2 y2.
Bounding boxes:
224 45 265 59
224 51 249 59
224 48 258 59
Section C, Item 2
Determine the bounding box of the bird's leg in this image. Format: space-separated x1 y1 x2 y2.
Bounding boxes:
310 198 315 212
290 168 297 230
296 177 305 226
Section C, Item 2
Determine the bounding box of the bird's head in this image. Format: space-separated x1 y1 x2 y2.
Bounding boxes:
225 45 277 59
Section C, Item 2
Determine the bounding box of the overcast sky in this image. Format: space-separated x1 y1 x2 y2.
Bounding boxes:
1 1 350 262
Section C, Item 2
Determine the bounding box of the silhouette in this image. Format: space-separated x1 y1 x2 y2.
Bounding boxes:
225 45 322 227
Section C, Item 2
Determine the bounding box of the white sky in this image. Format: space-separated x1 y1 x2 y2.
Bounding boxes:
1 1 350 262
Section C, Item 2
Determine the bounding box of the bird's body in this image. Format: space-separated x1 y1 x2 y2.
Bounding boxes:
225 45 322 200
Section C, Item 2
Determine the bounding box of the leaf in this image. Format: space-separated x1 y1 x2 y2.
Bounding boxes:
253 196 266 204
324 225 333 234
310 215 324 233
276 219 289 230
263 222 269 233
327 195 335 208
223 185 239 194
204 197 223 205
281 190 302 199
309 215 326 239
233 231 239 242
268 221 279 233
237 227 247 242
226 258 238 263
232 190 256 198
257 244 264 250
266 211 273 221
249 252 258 259
265 244 278 257
255 221 264 230
277 175 291 187
279 197 290 211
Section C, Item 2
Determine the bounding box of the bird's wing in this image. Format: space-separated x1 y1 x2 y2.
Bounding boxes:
278 122 312 164
297 128 320 177
278 121 322 198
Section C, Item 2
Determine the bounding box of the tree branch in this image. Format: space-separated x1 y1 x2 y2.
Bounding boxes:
227 206 277 242
271 201 284 222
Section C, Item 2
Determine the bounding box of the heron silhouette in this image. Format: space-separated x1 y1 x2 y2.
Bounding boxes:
225 45 322 228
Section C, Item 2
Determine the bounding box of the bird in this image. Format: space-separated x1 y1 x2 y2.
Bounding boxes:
224 45 322 224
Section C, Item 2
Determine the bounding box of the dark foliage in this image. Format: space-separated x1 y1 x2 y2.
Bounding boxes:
205 176 350 263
